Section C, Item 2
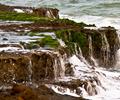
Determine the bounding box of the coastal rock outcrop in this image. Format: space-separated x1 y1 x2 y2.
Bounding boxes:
0 3 120 100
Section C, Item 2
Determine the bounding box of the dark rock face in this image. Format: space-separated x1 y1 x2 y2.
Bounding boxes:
99 27 119 67
0 51 57 84
65 63 74 76
0 52 31 85
31 52 55 81
0 44 23 49
86 27 119 67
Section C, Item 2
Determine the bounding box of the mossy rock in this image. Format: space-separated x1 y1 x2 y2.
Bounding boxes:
0 11 50 21
23 35 59 49
38 35 60 48
55 30 89 56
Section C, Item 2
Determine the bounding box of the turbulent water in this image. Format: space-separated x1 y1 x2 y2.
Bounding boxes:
0 0 120 28
0 0 120 100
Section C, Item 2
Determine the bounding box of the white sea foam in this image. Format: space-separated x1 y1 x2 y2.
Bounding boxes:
46 84 80 97
14 8 24 13
69 55 120 100
60 14 120 29
86 68 120 100
0 47 20 51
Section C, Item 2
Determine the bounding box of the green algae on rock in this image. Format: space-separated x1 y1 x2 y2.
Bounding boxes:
55 30 88 55
0 11 50 21
23 35 60 49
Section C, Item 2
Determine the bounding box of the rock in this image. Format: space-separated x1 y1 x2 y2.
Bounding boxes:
31 52 55 81
55 27 119 67
53 78 100 96
0 3 59 19
0 84 86 100
65 63 74 76
0 52 31 85
0 44 24 49
0 50 61 83
2 38 8 41
33 8 59 19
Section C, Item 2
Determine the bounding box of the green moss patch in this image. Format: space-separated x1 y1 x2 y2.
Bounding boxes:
55 30 87 48
38 35 59 48
22 35 60 49
55 30 88 55
0 11 87 29
0 11 50 21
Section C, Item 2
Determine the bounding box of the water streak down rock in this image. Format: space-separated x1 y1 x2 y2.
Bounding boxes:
55 27 119 68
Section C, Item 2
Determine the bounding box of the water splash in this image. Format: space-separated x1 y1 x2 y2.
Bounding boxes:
101 33 110 65
88 35 98 66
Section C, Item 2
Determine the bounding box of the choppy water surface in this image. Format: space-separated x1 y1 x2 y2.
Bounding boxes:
0 0 120 17
1 0 120 28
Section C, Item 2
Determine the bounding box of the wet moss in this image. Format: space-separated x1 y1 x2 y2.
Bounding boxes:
56 30 87 46
55 30 88 55
0 11 87 29
27 32 49 37
24 35 59 49
0 11 50 21
38 35 60 48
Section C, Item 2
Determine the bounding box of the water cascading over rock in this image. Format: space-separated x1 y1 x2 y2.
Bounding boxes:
0 3 120 99
55 27 119 68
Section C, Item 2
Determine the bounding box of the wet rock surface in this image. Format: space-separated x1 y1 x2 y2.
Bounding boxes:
0 51 56 84
0 84 86 100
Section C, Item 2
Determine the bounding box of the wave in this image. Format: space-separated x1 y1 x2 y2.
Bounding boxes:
60 14 120 29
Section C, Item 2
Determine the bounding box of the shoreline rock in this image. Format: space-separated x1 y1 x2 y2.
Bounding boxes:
0 3 120 99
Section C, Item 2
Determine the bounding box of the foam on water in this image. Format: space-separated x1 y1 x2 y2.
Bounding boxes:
0 46 21 51
49 54 120 100
87 69 120 100
69 55 120 100
46 84 80 97
60 14 120 29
